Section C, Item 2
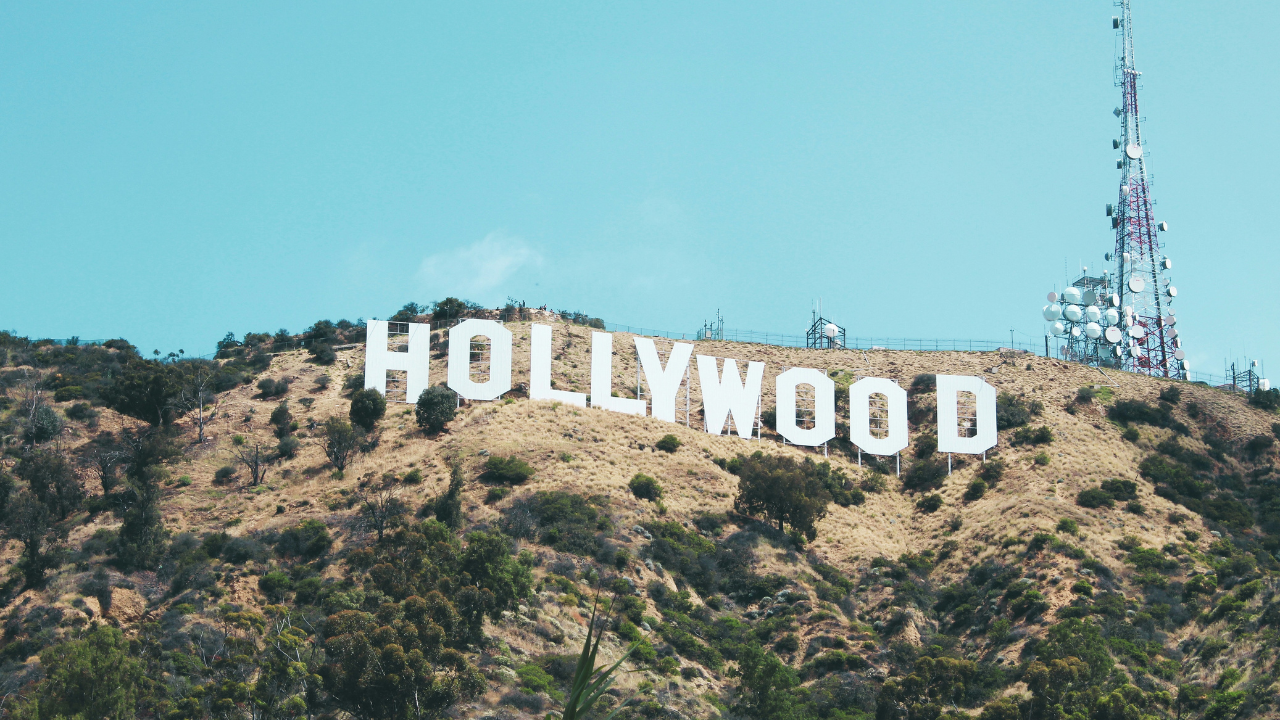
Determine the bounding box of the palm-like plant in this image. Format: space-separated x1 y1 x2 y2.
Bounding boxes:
559 594 639 720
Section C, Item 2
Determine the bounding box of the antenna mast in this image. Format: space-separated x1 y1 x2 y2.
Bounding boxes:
1110 0 1185 378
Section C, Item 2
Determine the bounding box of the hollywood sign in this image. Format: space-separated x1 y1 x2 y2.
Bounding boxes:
364 319 998 456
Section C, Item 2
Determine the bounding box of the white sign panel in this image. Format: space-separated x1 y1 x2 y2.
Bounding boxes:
364 320 432 402
696 355 764 439
775 367 836 447
590 331 645 415
848 377 908 456
447 319 513 401
935 374 998 454
529 323 588 407
634 337 694 422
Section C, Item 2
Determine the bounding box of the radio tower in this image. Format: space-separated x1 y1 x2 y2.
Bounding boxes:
1108 0 1185 378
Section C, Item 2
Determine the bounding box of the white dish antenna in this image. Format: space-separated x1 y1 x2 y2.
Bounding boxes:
1085 306 1102 323
1082 289 1097 305
1104 326 1123 344
1109 294 1120 307
1046 291 1058 303
1129 325 1146 339
1125 143 1143 159
1071 327 1082 338
1128 277 1145 293
1162 258 1172 269
1063 305 1083 322
823 323 839 339
1051 321 1067 336
1167 286 1177 297
1062 287 1083 304
1174 349 1187 361
1042 304 1063 321
1104 308 1120 326
1085 322 1103 340
1261 379 1272 392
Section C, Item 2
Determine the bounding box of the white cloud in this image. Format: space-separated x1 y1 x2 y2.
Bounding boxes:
417 231 541 301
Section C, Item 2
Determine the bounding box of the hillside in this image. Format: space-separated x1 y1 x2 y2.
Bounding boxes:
1 316 1278 720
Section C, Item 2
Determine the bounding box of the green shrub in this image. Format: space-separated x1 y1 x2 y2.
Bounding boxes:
1056 518 1078 535
275 519 332 559
978 459 1005 484
859 473 888 493
276 436 300 458
775 633 800 653
486 487 511 504
54 386 84 402
910 374 936 394
902 457 947 491
258 571 293 601
1121 427 1140 442
65 402 97 422
349 388 386 431
964 479 986 502
485 455 535 484
402 469 423 484
1033 452 1050 465
1125 500 1146 515
1076 387 1095 403
1158 385 1182 404
24 404 63 444
1076 488 1114 508
1071 580 1094 596
309 343 336 365
996 392 1042 429
415 385 456 433
1099 478 1137 500
913 434 937 458
257 378 289 398
916 494 944 513
629 473 663 501
213 466 237 484
655 434 682 453
1012 426 1054 446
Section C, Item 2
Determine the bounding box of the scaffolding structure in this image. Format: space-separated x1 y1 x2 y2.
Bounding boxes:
805 310 846 350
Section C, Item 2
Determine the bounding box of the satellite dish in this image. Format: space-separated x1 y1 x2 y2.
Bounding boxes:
1085 306 1102 322
1082 289 1098 305
1121 185 1130 196
1168 328 1178 339
1104 308 1120 326
1071 327 1082 338
1163 258 1173 269
1105 252 1113 261
1104 326 1123 343
1085 322 1103 339
1182 360 1190 371
1261 379 1272 392
1063 305 1083 322
1174 349 1187 361
1113 345 1124 357
1109 294 1120 307
1129 325 1146 339
823 323 839 339
1062 287 1083 304
1122 252 1131 263
1042 304 1063 321
1167 286 1177 297
1128 277 1146 293
1046 291 1058 303
1125 143 1143 159
1163 315 1176 326
1051 321 1067 336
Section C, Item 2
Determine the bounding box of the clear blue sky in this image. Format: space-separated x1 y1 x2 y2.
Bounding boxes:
2 2 1276 377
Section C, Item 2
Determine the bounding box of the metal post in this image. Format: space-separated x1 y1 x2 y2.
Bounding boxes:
948 453 952 476
896 453 900 477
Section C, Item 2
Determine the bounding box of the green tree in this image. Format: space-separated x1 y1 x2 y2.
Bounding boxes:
104 360 185 426
734 643 801 720
732 452 833 540
1034 618 1113 685
21 624 148 720
349 388 387 431
23 403 63 444
415 385 456 433
323 417 360 471
3 491 63 587
456 531 533 639
15 450 83 521
434 464 465 529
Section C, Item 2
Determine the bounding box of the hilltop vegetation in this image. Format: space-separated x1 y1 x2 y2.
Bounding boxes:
1 301 1279 720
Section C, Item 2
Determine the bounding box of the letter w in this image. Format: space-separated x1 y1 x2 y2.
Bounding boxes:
696 355 764 439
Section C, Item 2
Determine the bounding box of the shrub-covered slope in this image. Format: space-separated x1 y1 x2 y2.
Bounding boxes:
1 317 1279 720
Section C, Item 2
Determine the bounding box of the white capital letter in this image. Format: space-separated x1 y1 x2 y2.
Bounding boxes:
936 374 997 454
696 355 764 439
590 332 645 415
530 324 587 407
775 367 836 446
849 377 909 455
447 319 513 401
634 337 694 422
364 320 431 403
